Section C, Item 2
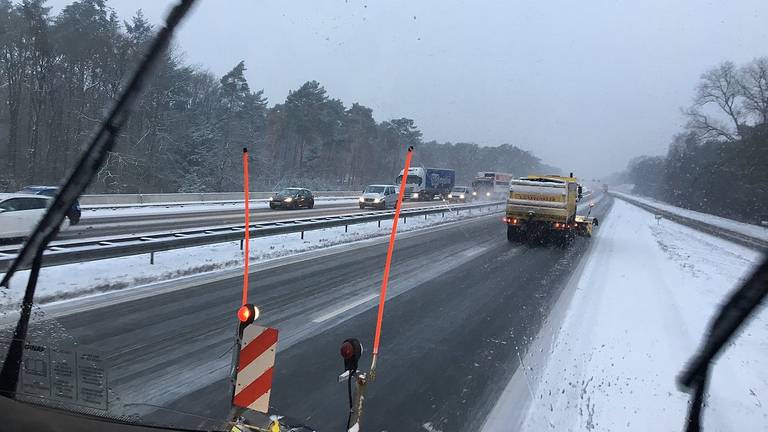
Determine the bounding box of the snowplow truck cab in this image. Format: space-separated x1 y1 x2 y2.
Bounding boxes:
504 175 597 242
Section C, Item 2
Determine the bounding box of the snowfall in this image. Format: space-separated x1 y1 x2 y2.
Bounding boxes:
484 198 767 431
2 191 767 431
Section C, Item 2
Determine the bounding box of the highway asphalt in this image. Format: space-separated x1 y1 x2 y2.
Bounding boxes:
14 194 612 431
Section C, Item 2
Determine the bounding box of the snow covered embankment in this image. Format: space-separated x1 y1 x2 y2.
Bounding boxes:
612 191 768 248
488 199 766 431
0 206 500 307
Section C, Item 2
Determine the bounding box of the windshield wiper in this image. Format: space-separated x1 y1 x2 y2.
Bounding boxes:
678 256 768 432
0 0 197 397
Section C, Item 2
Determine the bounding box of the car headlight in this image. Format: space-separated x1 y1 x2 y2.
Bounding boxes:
448 194 453 198
374 198 382 203
359 197 365 202
486 192 491 197
459 194 465 199
472 191 477 196
411 193 419 198
268 197 273 201
284 197 293 202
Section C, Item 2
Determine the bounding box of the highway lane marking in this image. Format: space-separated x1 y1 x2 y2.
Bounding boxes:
461 246 487 258
312 293 379 323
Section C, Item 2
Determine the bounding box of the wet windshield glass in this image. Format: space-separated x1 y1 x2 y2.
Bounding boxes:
1 1 766 431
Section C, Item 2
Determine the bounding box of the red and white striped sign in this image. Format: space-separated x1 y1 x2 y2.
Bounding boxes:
233 325 279 413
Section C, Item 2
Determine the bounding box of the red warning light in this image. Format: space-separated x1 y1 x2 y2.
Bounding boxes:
340 341 355 359
237 304 258 324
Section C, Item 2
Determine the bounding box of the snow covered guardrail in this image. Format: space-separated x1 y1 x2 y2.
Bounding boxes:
0 201 505 272
609 192 768 251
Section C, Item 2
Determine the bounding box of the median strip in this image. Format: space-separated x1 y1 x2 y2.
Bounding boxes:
0 203 504 307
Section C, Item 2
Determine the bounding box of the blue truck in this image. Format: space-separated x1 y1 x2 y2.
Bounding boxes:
396 167 456 201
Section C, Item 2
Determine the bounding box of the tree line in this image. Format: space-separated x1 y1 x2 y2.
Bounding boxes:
0 0 550 194
624 58 768 223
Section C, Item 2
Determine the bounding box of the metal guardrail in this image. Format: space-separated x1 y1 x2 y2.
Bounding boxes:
81 194 360 210
0 201 505 272
609 193 768 251
79 191 360 206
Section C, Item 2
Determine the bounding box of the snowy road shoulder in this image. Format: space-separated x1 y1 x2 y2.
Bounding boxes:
485 199 765 431
612 191 768 243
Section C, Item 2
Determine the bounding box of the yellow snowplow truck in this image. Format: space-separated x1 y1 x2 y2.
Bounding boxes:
503 174 598 242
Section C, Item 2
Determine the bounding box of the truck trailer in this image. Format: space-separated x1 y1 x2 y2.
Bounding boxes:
396 167 455 201
471 172 513 199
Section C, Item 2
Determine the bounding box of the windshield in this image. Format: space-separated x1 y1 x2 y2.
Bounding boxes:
1 1 767 432
395 175 422 185
277 188 300 196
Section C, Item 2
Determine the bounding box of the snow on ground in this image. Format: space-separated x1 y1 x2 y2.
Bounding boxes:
82 197 358 218
487 199 765 431
613 191 768 242
0 205 500 307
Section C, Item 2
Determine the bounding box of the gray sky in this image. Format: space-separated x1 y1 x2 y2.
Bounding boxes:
49 0 768 177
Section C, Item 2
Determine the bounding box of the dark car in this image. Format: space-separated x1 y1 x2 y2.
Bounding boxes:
269 188 314 210
17 185 81 225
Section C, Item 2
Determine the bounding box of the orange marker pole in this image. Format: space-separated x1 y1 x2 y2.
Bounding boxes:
371 146 414 372
242 148 250 306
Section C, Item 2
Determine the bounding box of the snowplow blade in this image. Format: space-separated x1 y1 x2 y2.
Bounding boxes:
574 216 598 237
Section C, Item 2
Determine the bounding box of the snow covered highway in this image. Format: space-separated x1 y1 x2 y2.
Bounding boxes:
4 195 610 430
3 193 765 431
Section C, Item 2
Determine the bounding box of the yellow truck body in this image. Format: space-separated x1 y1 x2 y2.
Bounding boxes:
504 175 596 242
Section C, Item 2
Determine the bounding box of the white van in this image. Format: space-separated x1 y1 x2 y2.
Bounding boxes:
359 185 400 210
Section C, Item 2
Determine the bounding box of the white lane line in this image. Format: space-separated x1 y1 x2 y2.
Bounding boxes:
460 246 487 258
312 293 379 323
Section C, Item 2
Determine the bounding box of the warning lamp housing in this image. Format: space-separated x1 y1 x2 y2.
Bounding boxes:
237 303 258 325
340 338 363 372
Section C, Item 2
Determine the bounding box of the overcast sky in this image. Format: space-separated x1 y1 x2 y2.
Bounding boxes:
48 0 768 177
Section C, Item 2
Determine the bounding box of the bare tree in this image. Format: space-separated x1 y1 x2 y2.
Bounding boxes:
683 106 738 141
739 57 768 125
686 62 746 141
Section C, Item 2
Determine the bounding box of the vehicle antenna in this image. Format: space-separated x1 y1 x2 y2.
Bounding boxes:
340 145 414 431
243 147 251 306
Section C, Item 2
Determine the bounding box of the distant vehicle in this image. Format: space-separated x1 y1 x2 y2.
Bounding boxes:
18 185 81 224
471 172 513 199
0 193 69 239
396 167 455 201
269 188 314 210
359 184 399 209
447 186 473 203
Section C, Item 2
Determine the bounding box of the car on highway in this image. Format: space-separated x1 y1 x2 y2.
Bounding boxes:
0 193 69 239
18 185 82 225
269 188 315 210
447 186 473 203
359 184 399 209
